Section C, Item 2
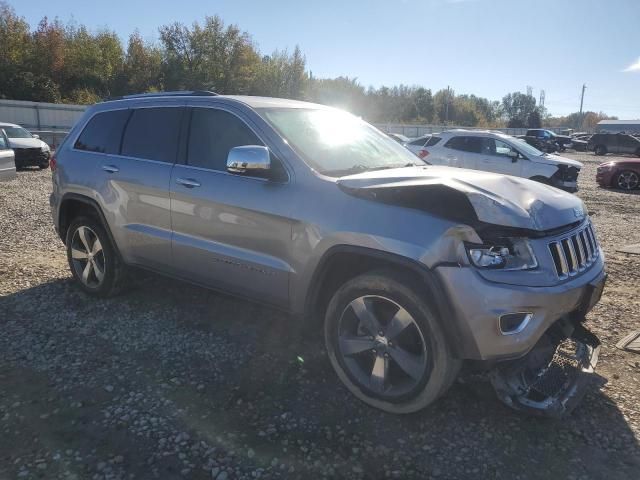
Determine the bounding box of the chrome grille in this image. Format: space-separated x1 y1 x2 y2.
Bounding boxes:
548 222 599 278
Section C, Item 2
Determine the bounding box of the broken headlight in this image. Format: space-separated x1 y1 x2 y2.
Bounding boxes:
466 238 538 271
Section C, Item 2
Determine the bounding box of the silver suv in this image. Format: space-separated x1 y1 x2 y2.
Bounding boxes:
50 92 606 416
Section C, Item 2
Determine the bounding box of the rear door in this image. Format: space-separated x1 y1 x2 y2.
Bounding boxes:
169 106 293 307
618 135 639 154
442 135 482 169
73 105 183 270
0 129 16 181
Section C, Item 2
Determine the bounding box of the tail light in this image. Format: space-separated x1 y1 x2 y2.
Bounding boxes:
50 151 57 171
418 149 429 159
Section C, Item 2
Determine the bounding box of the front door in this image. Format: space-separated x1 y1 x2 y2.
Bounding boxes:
170 106 292 308
477 138 523 177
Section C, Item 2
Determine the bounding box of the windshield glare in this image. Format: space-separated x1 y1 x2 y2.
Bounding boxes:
261 108 425 176
4 126 33 139
508 136 544 157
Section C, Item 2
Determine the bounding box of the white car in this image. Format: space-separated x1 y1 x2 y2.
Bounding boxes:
409 130 583 192
0 122 51 169
0 128 16 181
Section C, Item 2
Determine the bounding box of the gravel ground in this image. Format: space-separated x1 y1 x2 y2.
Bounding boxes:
1 153 639 480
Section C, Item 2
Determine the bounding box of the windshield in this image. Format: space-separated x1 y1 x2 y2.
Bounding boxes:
4 126 33 139
508 136 544 157
260 108 425 176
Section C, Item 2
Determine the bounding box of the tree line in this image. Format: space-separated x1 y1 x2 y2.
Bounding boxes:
0 2 616 128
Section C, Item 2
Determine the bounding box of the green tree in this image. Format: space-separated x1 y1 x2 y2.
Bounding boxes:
502 91 537 128
252 46 307 99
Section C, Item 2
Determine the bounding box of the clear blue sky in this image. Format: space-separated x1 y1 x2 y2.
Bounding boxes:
16 0 640 118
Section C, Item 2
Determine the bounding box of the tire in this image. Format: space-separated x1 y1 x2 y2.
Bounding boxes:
594 145 607 156
65 216 127 297
324 269 461 414
614 170 640 191
38 161 49 170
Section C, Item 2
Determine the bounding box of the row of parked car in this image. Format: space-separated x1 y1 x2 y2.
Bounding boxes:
389 129 640 191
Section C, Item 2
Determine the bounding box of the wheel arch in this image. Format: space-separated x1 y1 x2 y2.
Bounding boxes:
58 193 118 252
303 245 475 358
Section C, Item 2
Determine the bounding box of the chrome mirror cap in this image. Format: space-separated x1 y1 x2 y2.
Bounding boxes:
227 145 271 174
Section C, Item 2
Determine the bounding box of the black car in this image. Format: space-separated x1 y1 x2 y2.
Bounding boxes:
524 129 573 152
588 133 640 156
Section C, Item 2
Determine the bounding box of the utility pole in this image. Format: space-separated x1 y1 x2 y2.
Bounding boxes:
445 85 450 124
579 84 587 130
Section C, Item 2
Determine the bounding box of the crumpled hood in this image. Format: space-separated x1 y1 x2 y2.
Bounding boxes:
337 166 587 231
532 153 583 169
9 137 46 149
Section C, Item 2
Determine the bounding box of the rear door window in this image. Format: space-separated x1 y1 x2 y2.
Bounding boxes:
121 107 184 163
445 136 483 153
74 109 131 154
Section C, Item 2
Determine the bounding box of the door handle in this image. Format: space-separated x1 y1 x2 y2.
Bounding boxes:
176 177 201 188
102 164 119 173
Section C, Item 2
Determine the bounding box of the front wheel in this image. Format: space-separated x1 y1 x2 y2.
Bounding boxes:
614 170 639 190
65 216 127 297
324 270 460 414
594 145 607 156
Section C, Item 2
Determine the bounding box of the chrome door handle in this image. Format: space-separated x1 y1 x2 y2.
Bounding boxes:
102 164 119 173
176 177 201 188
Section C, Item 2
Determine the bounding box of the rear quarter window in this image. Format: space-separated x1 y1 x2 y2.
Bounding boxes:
74 110 131 154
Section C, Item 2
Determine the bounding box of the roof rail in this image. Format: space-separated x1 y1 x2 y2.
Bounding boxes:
110 90 219 101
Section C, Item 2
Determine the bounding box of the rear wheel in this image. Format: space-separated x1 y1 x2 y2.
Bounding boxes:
324 270 460 414
65 216 127 297
614 170 639 190
594 145 607 156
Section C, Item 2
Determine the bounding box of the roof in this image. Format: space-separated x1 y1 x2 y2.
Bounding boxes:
219 95 328 109
597 120 640 125
0 122 20 127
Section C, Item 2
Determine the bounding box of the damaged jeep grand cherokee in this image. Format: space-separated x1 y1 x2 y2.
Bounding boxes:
50 92 606 417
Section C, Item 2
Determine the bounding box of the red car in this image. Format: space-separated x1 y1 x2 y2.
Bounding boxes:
596 159 640 190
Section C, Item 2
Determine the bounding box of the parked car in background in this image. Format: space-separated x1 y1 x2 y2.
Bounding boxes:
588 133 640 156
387 133 412 144
418 130 582 191
0 122 51 169
50 92 604 417
0 128 16 181
523 129 573 152
596 159 640 190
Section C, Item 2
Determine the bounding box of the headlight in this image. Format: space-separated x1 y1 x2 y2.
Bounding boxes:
466 238 538 271
597 163 614 171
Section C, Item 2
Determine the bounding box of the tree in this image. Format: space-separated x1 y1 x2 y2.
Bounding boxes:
502 91 537 128
527 108 542 128
159 16 260 94
252 46 307 99
116 31 163 94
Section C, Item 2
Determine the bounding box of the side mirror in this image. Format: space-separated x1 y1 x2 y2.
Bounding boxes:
227 145 271 175
32 134 40 139
507 150 518 162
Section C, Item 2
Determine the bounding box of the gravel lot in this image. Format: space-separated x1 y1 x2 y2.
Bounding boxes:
1 152 639 480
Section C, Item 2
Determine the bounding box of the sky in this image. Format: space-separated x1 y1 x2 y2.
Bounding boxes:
15 0 640 118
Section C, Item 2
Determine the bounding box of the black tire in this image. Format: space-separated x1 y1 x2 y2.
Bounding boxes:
38 161 50 170
613 170 640 191
594 145 607 156
65 216 127 297
324 269 461 414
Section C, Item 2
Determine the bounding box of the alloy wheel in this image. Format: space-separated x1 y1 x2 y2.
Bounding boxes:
337 295 428 399
70 225 105 288
617 171 639 190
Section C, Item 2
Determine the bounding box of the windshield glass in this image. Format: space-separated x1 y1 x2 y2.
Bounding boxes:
507 136 544 157
260 108 425 176
4 126 33 138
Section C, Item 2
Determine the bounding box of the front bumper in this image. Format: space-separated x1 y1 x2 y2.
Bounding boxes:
14 148 50 167
434 263 606 361
596 169 614 187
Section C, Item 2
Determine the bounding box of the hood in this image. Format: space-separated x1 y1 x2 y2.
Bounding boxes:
9 137 47 149
533 153 583 169
337 166 586 232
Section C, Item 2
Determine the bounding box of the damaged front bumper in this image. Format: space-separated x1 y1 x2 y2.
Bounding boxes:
490 317 600 417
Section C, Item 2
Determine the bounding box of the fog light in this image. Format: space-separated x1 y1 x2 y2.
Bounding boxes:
499 313 532 335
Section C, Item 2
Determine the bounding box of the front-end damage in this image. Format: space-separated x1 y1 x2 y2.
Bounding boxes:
489 317 601 417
